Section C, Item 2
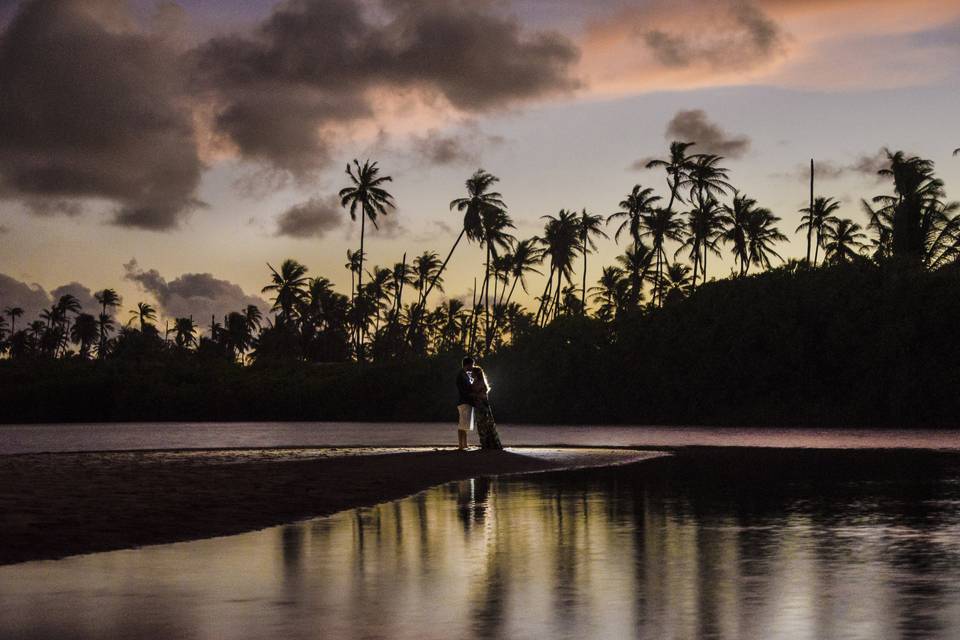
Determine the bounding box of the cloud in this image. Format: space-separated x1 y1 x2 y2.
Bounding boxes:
123 259 268 321
0 0 204 230
775 150 889 182
50 282 99 314
192 0 578 176
275 194 343 239
0 273 50 323
410 124 505 167
665 109 751 158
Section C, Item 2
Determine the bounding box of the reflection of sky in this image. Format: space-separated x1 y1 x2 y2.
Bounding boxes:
2 0 960 317
3 458 960 639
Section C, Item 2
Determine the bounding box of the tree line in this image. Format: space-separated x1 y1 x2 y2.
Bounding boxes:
2 144 958 366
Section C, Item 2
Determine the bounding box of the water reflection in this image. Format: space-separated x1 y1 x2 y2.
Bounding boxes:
3 450 960 639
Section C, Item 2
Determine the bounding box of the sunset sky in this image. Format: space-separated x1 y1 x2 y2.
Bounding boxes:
1 0 959 324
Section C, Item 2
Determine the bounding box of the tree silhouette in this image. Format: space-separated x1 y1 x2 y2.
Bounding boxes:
608 185 661 246
577 208 608 314
4 307 23 334
615 241 655 308
262 259 308 326
640 207 684 306
537 209 579 325
646 141 697 211
339 159 395 359
797 197 841 265
822 218 868 264
129 302 157 331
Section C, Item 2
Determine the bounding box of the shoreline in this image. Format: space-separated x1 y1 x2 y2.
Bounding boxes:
0 446 667 566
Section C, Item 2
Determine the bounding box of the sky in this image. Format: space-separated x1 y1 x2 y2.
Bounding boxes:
1 0 959 326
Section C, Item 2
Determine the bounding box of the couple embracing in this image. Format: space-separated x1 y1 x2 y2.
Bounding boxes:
455 356 503 451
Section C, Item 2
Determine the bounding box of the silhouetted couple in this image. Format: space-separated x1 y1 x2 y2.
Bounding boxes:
456 356 503 451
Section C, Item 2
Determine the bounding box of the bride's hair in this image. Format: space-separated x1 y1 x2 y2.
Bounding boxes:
472 366 491 391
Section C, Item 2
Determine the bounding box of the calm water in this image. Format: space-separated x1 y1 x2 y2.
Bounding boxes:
1 422 960 454
3 449 960 640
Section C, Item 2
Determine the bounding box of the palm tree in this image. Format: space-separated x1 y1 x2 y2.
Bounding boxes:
386 257 414 329
489 238 543 338
173 317 198 348
797 197 842 265
4 307 23 334
662 263 693 305
861 198 893 261
537 209 580 324
640 207 685 306
577 209 608 314
677 197 724 286
411 251 444 310
608 185 661 246
821 218 867 264
339 159 395 357
262 259 309 325
344 250 364 301
70 313 98 358
478 205 515 348
94 289 120 358
129 302 157 330
720 192 752 276
590 266 627 321
615 241 655 308
646 141 697 211
745 205 787 274
683 154 733 208
874 150 945 261
95 313 114 358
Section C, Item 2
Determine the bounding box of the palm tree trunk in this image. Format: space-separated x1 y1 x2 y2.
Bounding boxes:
408 227 466 344
482 243 493 351
355 212 366 361
807 159 814 266
581 249 588 315
535 266 554 326
814 227 821 265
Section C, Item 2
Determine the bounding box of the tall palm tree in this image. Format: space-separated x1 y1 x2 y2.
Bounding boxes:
537 209 580 325
339 159 395 357
412 169 503 342
646 141 697 211
95 314 114 358
676 197 724 286
70 313 98 359
489 238 543 338
861 198 893 261
387 257 415 328
477 205 515 349
4 307 23 334
94 289 120 359
578 209 608 314
344 250 364 301
821 218 868 264
262 259 309 325
796 197 842 265
608 185 661 246
640 207 685 306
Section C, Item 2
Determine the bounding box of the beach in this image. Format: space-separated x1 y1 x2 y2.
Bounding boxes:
0 446 665 565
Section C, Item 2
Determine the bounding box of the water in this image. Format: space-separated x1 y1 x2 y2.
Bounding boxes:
1 422 960 454
3 449 960 639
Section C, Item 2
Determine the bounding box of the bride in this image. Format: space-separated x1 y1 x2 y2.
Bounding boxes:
470 365 503 450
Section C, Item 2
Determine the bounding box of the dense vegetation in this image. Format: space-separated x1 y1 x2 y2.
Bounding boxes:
2 146 960 426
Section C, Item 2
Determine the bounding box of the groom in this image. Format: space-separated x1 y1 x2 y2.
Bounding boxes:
455 356 475 450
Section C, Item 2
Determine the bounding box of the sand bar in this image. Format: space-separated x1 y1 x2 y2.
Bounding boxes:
0 446 666 565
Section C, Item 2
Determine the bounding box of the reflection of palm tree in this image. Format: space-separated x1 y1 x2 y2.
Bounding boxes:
796 197 841 265
339 159 395 358
578 209 608 314
821 218 867 264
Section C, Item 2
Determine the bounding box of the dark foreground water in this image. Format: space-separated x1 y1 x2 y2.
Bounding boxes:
2 449 960 640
